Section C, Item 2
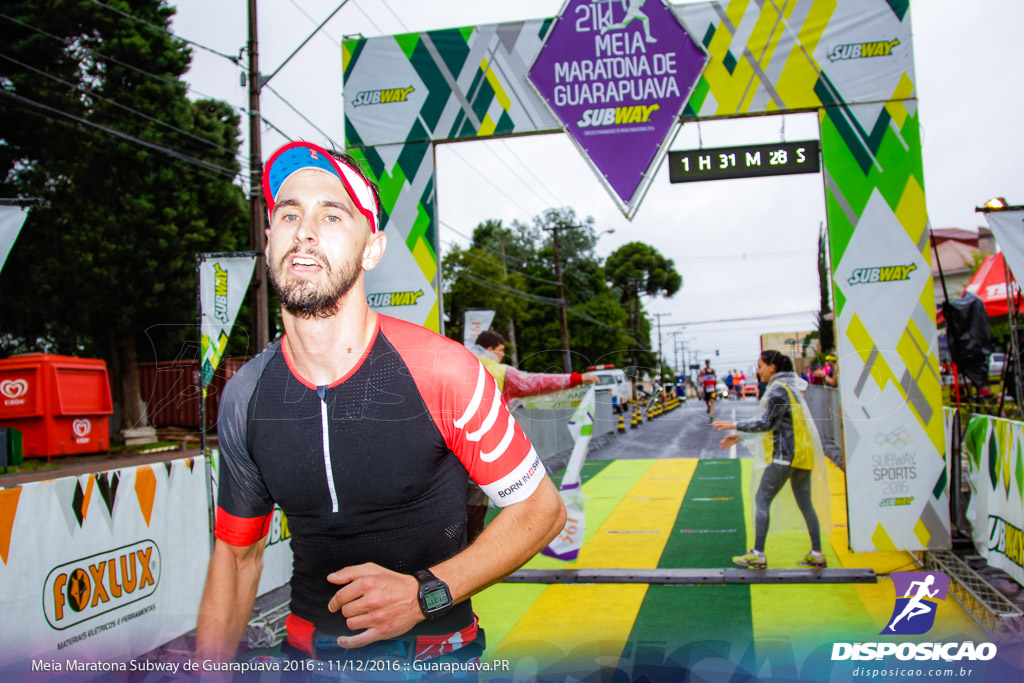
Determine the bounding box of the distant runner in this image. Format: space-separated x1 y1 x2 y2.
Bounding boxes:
698 359 717 423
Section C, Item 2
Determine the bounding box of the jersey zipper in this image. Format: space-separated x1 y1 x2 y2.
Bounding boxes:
318 388 340 513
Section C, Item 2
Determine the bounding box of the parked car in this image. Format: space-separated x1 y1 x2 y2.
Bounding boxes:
989 353 1006 378
743 383 759 397
588 365 630 412
715 380 729 400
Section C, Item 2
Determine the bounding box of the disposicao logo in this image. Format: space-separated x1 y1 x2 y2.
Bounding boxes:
352 86 415 107
829 38 900 62
848 263 917 286
884 571 948 635
831 571 999 663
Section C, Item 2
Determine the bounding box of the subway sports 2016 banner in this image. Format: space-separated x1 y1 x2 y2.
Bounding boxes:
0 457 209 674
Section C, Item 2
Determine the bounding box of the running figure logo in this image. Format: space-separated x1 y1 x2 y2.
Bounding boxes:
592 0 657 43
883 571 949 635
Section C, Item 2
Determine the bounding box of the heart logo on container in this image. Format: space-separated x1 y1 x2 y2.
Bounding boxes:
0 379 28 399
73 419 92 438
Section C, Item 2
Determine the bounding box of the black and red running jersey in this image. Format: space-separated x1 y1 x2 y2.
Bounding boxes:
215 315 545 645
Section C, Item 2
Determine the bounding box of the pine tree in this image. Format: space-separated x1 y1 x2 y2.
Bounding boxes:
0 0 248 433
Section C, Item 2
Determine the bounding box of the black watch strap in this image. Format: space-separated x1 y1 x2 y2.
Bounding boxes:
414 569 453 620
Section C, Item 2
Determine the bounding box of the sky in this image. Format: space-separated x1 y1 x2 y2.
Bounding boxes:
169 0 1024 376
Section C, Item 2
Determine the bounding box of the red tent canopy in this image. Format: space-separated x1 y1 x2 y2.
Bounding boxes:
962 252 1020 317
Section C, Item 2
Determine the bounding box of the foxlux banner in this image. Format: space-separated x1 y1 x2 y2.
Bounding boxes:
528 0 708 216
199 254 257 390
962 415 1024 587
0 457 210 674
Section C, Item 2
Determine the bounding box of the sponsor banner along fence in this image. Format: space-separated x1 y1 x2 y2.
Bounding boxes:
0 457 210 670
963 415 1024 586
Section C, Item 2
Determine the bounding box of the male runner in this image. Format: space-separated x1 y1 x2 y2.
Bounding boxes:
698 360 717 423
195 141 566 667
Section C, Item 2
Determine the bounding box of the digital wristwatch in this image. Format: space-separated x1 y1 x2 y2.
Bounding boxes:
413 569 453 619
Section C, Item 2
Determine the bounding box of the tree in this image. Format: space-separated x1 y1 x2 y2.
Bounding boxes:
443 209 631 372
817 223 835 353
605 242 682 392
0 1 248 433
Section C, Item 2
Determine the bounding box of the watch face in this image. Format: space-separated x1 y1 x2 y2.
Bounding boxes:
422 586 450 612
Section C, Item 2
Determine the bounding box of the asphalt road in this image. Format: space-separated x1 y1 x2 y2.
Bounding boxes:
593 396 764 461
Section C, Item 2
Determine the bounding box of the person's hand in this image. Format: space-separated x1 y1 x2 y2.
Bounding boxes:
711 420 737 431
326 563 423 648
580 373 600 385
720 433 740 449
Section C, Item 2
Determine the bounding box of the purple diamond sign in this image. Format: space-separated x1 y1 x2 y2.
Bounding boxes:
529 0 708 217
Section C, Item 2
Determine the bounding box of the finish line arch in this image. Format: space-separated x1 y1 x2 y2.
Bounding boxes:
341 0 947 554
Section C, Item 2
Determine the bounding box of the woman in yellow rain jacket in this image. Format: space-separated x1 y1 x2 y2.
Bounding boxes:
713 350 830 569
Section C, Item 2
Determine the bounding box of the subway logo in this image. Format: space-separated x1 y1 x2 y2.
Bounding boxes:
847 263 917 286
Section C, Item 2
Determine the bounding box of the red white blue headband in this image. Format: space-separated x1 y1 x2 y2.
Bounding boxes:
263 141 380 233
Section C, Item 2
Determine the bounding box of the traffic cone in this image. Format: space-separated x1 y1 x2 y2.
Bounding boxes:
618 413 626 434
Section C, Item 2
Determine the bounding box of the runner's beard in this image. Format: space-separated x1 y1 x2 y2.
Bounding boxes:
270 248 361 319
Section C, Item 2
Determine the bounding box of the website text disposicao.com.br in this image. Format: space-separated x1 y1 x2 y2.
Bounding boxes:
834 641 997 678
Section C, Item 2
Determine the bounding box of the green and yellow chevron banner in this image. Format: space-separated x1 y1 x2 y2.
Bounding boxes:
343 1 946 550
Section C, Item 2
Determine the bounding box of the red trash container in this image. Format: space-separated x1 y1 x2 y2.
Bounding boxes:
0 354 113 458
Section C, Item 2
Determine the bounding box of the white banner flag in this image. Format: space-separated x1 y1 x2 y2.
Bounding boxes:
199 254 257 389
462 309 496 347
542 387 596 561
0 205 30 273
984 210 1024 281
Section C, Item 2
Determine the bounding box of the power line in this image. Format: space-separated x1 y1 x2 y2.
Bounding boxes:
85 0 244 64
287 0 342 46
659 310 818 327
348 2 385 34
441 238 561 287
0 52 245 162
262 1 348 87
1 90 239 179
263 83 340 149
440 220 540 270
444 145 541 217
378 0 410 32
498 139 564 207
0 11 295 142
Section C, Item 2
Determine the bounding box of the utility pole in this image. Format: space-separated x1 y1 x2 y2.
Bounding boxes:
247 0 269 354
652 312 670 382
542 224 584 373
499 242 519 366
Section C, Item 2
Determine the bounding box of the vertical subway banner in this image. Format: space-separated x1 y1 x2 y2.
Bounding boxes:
462 309 496 346
528 0 708 216
0 205 29 274
984 210 1024 281
0 458 210 673
199 254 257 391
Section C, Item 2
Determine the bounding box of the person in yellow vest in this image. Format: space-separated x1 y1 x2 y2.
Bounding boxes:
470 330 599 403
465 330 599 541
712 350 830 569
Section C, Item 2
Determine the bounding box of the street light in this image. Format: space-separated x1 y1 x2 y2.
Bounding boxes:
976 197 1024 213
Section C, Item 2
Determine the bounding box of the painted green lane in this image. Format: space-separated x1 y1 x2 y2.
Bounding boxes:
625 458 753 668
